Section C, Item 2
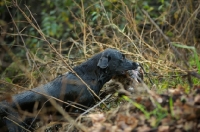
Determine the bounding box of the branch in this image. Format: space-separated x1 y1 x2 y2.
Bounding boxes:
142 9 200 86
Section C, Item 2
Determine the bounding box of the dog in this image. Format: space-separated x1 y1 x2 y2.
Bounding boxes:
0 48 139 131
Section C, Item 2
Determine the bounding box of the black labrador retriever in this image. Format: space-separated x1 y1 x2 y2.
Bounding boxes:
0 48 139 131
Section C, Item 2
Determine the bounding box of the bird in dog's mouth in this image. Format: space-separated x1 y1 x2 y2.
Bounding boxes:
121 66 144 83
128 66 144 83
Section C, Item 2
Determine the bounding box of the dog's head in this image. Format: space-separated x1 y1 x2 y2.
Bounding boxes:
97 48 139 74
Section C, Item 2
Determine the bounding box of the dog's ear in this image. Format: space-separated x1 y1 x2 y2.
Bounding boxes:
97 56 108 68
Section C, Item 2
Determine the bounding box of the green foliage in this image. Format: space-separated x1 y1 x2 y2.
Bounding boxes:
136 0 170 19
42 13 63 38
19 0 171 41
5 77 12 83
123 95 151 119
2 0 199 91
0 0 171 63
122 95 168 127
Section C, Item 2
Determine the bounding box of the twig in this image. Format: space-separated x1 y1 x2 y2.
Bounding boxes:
74 94 112 126
28 98 52 129
179 5 200 38
4 117 31 132
5 0 31 66
99 0 140 54
5 0 48 83
142 9 189 68
47 96 88 131
79 94 111 116
142 9 200 86
30 89 88 111
0 79 88 111
10 0 102 104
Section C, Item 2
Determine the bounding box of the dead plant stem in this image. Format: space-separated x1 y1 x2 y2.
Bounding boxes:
12 1 102 104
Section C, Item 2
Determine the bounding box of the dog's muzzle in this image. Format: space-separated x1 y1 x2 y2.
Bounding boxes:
132 62 139 70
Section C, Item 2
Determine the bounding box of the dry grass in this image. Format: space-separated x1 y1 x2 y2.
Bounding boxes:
1 0 200 131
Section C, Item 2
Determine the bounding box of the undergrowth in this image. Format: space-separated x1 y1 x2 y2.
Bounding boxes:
0 0 200 131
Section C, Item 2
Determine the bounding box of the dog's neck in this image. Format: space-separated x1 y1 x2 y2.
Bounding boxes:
98 68 113 84
72 53 114 92
73 53 101 74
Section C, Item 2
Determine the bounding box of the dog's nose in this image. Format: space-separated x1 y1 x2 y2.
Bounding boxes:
132 62 139 70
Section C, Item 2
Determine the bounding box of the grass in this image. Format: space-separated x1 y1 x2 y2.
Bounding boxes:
1 0 200 131
172 43 200 74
